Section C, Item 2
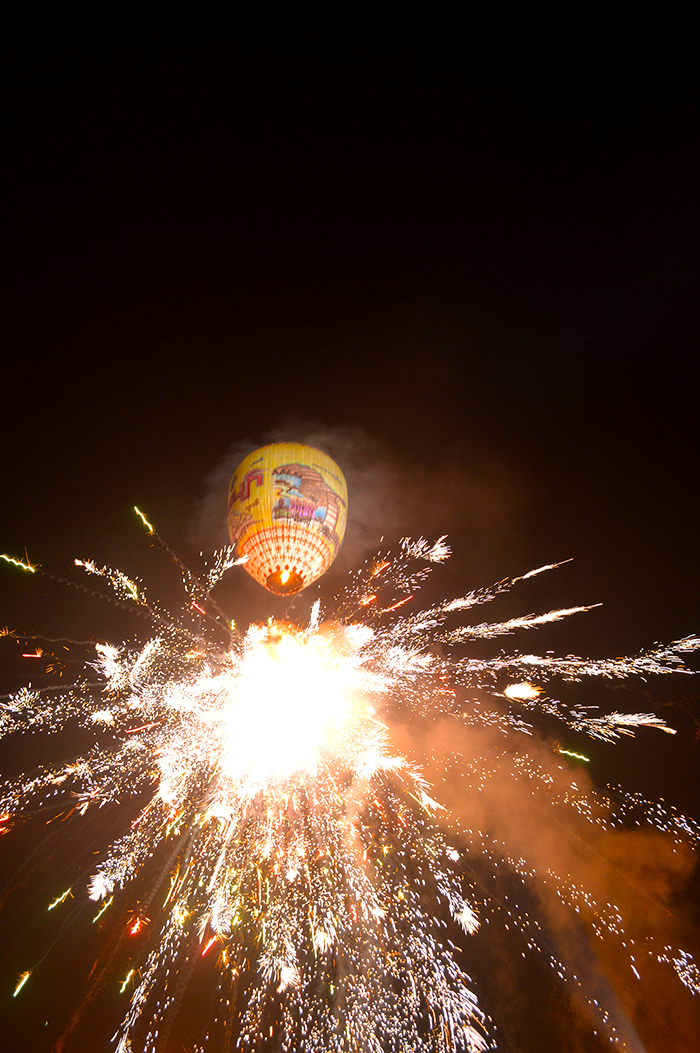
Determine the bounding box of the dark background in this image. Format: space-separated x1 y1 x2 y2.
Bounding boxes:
1 14 698 1052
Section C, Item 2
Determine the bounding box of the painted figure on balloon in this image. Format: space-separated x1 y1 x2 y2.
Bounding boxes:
272 463 346 553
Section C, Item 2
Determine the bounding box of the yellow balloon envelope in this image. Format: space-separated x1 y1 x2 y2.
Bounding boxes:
227 444 348 595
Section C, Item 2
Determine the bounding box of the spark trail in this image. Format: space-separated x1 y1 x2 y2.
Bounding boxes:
1 527 699 1052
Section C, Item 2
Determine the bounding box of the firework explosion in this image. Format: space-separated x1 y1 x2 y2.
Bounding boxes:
1 523 699 1052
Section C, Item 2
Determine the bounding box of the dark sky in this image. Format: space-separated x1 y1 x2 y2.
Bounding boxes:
2 27 698 720
1 18 699 1052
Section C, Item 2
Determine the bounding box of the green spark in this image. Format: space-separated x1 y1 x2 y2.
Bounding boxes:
556 747 590 763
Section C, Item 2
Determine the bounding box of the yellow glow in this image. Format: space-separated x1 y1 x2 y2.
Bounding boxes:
13 971 30 997
1 552 36 573
134 506 155 533
504 682 542 701
280 569 290 584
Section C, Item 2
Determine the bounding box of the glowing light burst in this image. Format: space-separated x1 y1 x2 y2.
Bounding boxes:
1 528 699 1051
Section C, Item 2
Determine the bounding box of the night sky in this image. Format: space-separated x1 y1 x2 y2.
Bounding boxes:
1 18 699 1053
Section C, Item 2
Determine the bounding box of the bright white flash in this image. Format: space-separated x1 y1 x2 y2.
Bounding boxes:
218 628 373 785
504 682 542 701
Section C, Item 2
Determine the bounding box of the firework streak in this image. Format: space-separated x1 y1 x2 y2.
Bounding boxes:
1 532 699 1051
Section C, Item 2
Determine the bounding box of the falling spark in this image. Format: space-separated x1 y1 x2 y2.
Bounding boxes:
518 558 573 580
554 747 590 763
1 552 36 573
1 528 698 1050
134 506 155 533
13 971 31 997
48 888 73 910
201 935 218 957
92 895 114 923
124 722 161 735
380 594 414 613
120 968 136 994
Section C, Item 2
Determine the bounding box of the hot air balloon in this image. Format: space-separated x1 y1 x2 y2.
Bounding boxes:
227 443 348 595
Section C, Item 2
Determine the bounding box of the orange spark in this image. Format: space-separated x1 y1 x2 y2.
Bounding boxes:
380 595 413 613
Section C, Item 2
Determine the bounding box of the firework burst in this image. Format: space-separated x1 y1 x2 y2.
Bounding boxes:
1 524 698 1052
